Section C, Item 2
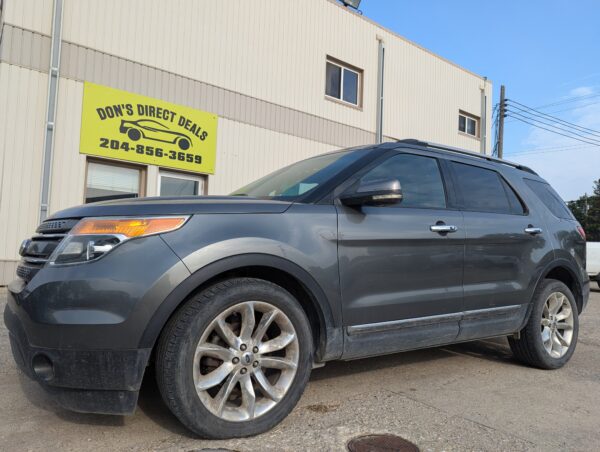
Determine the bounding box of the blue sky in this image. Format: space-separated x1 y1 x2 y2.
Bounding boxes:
359 0 600 200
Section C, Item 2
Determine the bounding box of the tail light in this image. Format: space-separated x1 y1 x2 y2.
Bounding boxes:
577 225 586 241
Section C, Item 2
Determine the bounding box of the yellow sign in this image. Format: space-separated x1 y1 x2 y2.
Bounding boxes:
80 82 218 174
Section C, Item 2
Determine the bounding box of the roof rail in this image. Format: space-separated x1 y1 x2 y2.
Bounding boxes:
396 139 538 175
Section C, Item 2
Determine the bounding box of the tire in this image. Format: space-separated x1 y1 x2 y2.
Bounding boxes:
155 277 313 439
508 279 579 369
127 128 141 141
177 138 190 150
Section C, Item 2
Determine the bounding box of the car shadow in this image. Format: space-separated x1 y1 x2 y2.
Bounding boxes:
309 336 516 382
136 367 198 438
17 372 125 427
15 336 518 434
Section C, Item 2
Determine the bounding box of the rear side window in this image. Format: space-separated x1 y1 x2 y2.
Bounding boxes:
452 162 525 214
524 179 574 219
361 153 446 208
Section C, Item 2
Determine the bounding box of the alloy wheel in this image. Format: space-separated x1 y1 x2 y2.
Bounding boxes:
192 301 299 422
541 291 574 358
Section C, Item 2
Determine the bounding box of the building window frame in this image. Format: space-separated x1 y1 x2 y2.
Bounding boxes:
325 56 363 108
84 157 146 204
158 169 207 196
458 110 480 138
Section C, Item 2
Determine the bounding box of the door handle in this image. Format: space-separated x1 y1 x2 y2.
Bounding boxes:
430 224 458 233
524 226 543 235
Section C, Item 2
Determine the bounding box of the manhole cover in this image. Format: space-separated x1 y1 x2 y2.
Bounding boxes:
347 434 420 452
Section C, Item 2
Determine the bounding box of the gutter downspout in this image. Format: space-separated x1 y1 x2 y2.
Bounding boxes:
375 37 385 143
39 0 64 222
480 77 487 154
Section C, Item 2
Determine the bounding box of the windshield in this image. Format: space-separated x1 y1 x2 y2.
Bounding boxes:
231 150 365 200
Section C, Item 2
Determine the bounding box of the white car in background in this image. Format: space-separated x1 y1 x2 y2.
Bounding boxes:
589 242 600 289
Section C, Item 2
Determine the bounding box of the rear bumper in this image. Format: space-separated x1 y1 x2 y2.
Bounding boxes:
4 300 150 414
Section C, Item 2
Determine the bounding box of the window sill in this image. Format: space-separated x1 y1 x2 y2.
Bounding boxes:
458 131 481 141
325 95 363 111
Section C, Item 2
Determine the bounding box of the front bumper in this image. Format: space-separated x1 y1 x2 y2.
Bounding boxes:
5 289 150 414
3 235 190 415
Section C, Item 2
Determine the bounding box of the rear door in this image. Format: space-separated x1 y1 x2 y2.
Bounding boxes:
337 150 465 359
449 161 547 340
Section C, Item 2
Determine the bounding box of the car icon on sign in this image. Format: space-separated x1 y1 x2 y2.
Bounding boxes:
119 119 192 150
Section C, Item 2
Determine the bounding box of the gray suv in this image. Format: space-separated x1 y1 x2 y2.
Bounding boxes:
5 139 590 438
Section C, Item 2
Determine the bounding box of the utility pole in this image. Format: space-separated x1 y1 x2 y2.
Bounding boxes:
497 85 506 159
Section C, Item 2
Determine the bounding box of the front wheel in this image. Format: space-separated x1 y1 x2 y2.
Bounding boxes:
509 279 579 369
155 278 313 438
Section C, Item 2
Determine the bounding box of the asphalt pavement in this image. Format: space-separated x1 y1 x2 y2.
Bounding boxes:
1 287 599 451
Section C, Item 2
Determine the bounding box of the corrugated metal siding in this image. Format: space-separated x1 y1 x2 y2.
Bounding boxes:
210 118 336 195
0 63 47 261
2 0 53 35
50 77 86 211
60 0 488 151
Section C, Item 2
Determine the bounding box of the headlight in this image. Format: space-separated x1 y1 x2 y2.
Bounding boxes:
48 216 188 265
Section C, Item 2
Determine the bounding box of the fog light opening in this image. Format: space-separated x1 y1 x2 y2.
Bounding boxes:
32 353 55 382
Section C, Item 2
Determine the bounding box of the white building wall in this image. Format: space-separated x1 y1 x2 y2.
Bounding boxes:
0 0 493 283
0 63 48 280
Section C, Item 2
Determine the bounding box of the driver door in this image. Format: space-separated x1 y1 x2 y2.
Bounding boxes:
337 151 465 359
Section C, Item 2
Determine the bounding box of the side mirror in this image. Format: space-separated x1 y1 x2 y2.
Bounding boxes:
340 178 403 207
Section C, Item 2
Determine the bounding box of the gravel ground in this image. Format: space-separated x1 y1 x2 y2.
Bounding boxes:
1 287 599 451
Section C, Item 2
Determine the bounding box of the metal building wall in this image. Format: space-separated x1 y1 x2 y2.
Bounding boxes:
0 0 493 283
0 63 48 281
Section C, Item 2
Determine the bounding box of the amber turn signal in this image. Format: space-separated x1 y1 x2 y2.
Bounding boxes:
71 217 188 238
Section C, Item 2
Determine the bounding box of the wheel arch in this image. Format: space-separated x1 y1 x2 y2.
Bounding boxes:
139 253 342 362
538 259 585 313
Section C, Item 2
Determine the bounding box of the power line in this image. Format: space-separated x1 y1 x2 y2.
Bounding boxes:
546 100 600 114
509 145 595 157
514 142 592 153
508 115 600 147
507 99 600 137
507 110 600 144
535 92 600 109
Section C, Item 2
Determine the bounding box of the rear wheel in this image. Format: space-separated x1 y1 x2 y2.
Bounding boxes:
509 279 579 369
155 278 313 438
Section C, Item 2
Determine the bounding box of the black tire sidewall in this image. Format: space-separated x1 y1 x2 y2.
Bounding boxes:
159 278 313 438
528 280 579 369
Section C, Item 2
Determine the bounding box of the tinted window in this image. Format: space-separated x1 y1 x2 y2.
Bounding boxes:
361 153 446 208
452 162 520 214
524 179 574 219
501 179 526 215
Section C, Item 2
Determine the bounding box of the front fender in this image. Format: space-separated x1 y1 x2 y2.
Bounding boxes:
138 253 342 360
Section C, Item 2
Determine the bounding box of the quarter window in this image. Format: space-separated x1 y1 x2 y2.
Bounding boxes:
458 111 479 137
452 162 524 214
325 58 361 106
361 153 447 209
85 161 143 203
524 179 573 219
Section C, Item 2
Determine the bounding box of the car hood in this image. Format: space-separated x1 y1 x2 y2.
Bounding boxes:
46 196 293 220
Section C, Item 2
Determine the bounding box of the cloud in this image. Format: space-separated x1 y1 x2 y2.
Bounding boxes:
509 86 600 201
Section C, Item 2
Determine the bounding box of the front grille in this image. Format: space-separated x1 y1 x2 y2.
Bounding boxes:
17 218 79 282
36 219 79 234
